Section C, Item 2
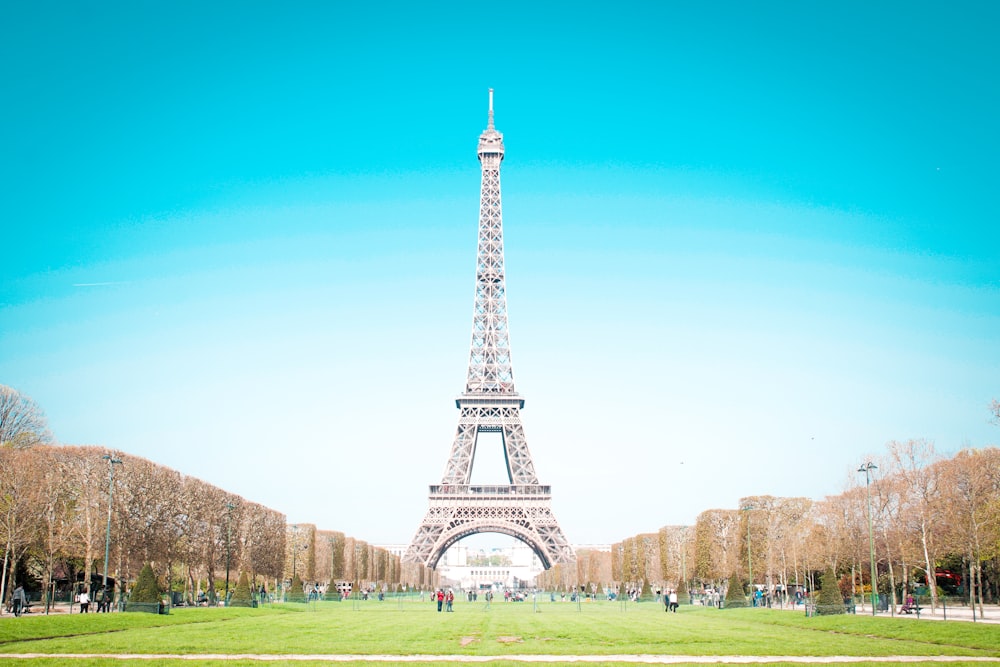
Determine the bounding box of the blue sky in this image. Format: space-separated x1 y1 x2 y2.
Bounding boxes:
2 1 997 546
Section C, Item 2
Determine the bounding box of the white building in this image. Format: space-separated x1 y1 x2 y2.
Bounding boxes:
436 538 543 590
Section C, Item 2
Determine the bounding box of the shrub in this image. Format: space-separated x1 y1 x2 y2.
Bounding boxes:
130 563 162 603
724 579 748 608
230 571 254 607
640 580 652 600
815 568 846 615
286 574 306 602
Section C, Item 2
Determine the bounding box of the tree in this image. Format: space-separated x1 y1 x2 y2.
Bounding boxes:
0 447 41 606
937 447 1000 618
0 385 53 449
30 447 76 611
885 439 942 609
66 447 114 595
694 509 739 583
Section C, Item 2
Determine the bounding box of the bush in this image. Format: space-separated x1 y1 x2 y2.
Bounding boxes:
815 568 846 615
640 580 652 600
724 578 748 608
130 563 162 603
286 574 306 602
229 571 254 607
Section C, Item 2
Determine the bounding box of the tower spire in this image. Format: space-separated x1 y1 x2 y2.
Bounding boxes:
488 88 495 130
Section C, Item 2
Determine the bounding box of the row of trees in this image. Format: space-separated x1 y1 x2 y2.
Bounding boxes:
539 441 1000 614
284 524 438 594
0 384 439 606
0 444 287 605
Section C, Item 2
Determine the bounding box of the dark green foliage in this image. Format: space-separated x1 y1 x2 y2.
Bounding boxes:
640 580 652 600
723 579 748 608
287 574 306 602
815 568 846 615
130 563 162 603
230 571 254 607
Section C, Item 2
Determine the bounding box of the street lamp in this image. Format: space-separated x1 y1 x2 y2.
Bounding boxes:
224 502 235 606
329 537 337 598
289 525 298 583
741 503 754 598
858 461 878 616
101 454 123 591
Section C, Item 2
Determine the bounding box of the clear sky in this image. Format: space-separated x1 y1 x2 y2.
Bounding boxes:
2 1 998 547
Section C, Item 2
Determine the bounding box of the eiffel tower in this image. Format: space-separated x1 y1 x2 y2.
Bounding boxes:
403 91 574 570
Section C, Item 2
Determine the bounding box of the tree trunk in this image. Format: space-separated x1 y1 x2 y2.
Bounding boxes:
975 560 984 618
887 556 897 616
969 555 976 620
920 517 939 610
0 545 9 612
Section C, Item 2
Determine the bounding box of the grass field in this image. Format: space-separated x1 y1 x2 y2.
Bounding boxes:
1 597 999 667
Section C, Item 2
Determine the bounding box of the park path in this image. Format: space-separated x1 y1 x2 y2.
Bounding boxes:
3 655 1000 663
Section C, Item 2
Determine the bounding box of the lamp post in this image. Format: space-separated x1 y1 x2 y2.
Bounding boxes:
101 454 123 590
858 461 878 616
291 527 301 581
680 527 688 603
224 502 235 606
742 504 754 598
329 537 337 599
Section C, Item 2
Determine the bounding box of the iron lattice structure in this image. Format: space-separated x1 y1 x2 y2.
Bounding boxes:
404 91 574 570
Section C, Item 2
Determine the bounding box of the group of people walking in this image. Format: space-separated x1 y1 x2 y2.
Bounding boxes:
663 589 679 612
76 586 113 613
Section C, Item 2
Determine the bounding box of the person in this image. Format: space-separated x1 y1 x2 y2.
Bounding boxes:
436 589 444 612
446 589 454 612
79 589 91 613
12 584 27 617
669 589 679 613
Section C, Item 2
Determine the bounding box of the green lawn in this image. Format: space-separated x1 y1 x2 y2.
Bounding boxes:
0 597 998 666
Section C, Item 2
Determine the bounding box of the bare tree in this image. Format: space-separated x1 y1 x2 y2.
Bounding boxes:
0 385 53 449
29 447 76 610
0 448 42 607
65 447 109 594
886 439 942 608
937 447 1000 618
